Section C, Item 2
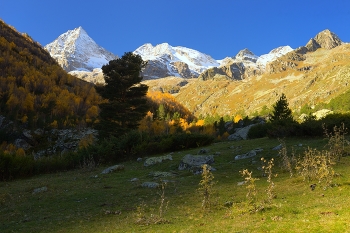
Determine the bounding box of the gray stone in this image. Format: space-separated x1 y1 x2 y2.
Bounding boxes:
136 157 143 162
149 171 174 178
23 130 33 139
144 154 173 167
272 144 283 151
237 181 246 186
228 123 264 141
141 182 159 188
0 115 5 128
198 148 210 154
32 186 48 194
101 165 125 174
178 154 214 171
14 139 31 150
235 148 263 160
130 178 139 182
312 109 333 120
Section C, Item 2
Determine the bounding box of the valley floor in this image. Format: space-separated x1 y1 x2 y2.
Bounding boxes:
1 137 350 233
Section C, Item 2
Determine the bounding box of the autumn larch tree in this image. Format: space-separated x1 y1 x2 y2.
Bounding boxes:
96 52 149 138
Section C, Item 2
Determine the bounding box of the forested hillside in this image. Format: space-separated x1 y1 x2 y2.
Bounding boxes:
0 20 101 129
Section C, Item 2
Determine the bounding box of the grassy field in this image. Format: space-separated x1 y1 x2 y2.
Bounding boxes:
1 137 350 233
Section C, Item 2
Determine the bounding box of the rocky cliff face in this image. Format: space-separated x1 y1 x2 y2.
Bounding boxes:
45 27 117 72
313 29 342 50
199 48 272 81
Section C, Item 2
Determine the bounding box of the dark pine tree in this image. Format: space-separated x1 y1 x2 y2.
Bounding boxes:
270 93 294 124
96 52 149 138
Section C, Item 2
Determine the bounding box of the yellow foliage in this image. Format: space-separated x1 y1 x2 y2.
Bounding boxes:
86 106 99 121
4 143 17 154
221 132 230 140
203 125 216 136
234 114 243 123
79 134 95 149
16 148 26 156
152 120 166 135
196 119 205 126
21 115 28 123
50 120 58 128
179 118 189 130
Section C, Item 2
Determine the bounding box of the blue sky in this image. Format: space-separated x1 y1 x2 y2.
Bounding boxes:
1 0 350 59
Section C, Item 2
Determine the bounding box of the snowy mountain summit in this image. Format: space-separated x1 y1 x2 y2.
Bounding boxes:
45 27 117 72
134 43 220 79
256 46 293 67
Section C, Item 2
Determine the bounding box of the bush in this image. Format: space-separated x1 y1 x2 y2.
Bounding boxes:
267 122 299 138
0 152 34 180
248 123 269 139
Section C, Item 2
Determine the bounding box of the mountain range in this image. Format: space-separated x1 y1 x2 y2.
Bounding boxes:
44 27 350 117
44 27 294 81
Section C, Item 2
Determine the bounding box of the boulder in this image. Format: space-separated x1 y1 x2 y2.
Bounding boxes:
235 148 263 160
228 123 263 141
144 154 173 167
14 139 32 150
32 186 48 194
312 109 333 120
272 144 283 151
101 165 125 174
141 182 159 188
178 154 214 171
149 171 175 178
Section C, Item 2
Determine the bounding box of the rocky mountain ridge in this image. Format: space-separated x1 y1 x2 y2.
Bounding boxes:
44 27 296 82
134 43 220 79
174 30 350 117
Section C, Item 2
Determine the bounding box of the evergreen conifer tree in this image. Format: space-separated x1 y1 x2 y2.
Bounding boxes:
96 52 149 138
270 93 294 123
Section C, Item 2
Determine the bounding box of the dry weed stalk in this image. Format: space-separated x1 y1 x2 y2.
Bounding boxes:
296 147 335 189
239 169 263 212
198 164 215 211
135 181 169 225
278 140 295 177
323 123 348 162
262 157 277 204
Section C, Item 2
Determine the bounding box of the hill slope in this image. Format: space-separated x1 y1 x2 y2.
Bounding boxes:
174 31 350 117
0 20 101 142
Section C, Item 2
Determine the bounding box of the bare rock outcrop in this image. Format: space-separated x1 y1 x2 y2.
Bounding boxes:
313 29 342 50
171 61 195 78
305 29 342 53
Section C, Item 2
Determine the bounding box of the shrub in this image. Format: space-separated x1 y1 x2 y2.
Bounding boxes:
248 123 269 139
0 151 34 180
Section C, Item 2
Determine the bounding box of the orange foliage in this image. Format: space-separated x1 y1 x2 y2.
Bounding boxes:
234 114 243 123
146 91 193 121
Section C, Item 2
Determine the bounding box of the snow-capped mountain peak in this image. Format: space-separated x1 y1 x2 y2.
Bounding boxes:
134 43 220 79
45 27 117 72
234 48 258 62
256 46 293 67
